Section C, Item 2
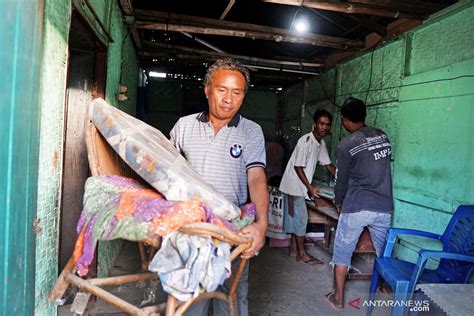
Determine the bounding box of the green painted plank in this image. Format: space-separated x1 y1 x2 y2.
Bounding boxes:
336 40 404 105
34 0 72 314
395 59 474 210
409 3 474 75
0 0 43 314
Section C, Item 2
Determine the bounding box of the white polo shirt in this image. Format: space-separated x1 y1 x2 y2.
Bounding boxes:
279 132 331 198
169 112 266 207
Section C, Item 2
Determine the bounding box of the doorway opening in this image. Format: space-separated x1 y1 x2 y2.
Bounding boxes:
59 10 107 274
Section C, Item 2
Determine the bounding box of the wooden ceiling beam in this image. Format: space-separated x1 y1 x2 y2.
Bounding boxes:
349 0 445 15
142 40 324 67
118 0 134 16
141 61 305 84
130 25 142 50
135 21 361 49
135 9 274 32
348 15 386 36
139 51 321 75
307 8 351 32
262 0 424 19
118 1 142 50
133 13 364 50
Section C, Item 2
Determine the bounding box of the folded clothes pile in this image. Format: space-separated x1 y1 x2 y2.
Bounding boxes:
149 232 232 301
73 175 255 277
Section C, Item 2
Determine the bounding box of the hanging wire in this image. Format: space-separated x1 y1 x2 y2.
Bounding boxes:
364 38 383 104
287 4 304 34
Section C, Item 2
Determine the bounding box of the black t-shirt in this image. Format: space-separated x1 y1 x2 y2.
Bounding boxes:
334 127 394 213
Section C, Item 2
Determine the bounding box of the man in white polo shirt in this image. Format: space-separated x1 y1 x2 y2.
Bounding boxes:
170 58 268 316
279 110 335 265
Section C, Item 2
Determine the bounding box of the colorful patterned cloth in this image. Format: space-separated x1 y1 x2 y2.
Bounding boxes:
73 176 255 276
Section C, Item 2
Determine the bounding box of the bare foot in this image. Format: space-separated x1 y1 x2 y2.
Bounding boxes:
288 247 297 257
297 253 323 265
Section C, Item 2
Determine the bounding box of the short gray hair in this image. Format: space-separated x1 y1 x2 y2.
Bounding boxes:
204 58 250 92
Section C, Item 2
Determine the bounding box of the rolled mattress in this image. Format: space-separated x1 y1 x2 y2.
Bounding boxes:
89 98 241 221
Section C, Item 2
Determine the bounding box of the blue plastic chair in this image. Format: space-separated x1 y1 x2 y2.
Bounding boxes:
368 205 474 316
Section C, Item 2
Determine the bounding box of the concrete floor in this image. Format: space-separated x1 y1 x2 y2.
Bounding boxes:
59 240 392 316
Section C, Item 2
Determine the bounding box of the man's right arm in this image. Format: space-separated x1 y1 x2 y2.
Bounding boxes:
325 164 336 178
292 138 319 199
294 166 319 199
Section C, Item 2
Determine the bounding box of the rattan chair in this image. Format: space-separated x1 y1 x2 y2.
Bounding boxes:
48 121 252 316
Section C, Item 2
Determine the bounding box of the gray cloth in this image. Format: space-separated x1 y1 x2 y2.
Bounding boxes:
148 232 231 302
334 127 393 214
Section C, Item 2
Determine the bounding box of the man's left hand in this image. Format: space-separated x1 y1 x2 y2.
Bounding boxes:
239 221 266 259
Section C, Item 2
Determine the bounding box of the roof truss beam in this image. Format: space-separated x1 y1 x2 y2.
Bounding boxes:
262 0 426 19
141 51 321 75
348 15 387 36
350 0 445 15
119 0 142 49
133 10 364 50
142 40 324 68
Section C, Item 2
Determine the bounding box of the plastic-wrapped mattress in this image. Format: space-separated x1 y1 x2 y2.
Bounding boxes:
89 98 241 221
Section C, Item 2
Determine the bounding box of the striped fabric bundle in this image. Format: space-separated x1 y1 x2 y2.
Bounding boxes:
73 175 255 276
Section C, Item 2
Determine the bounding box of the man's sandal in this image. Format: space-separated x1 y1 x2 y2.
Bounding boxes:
297 256 323 266
325 293 343 311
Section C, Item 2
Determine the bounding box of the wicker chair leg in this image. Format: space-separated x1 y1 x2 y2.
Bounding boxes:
65 273 148 315
226 257 247 316
229 258 247 297
138 242 149 270
229 294 238 316
48 257 76 302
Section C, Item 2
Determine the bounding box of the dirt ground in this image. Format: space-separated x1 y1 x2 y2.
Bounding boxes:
59 240 391 315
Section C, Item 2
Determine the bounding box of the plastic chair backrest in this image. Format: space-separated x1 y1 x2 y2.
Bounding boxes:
439 205 474 282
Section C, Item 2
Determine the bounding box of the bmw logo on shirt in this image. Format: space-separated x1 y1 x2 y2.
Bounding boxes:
230 144 243 158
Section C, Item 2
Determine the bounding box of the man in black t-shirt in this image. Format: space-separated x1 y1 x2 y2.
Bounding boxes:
325 97 393 311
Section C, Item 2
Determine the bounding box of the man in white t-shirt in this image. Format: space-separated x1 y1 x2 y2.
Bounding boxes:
279 110 336 265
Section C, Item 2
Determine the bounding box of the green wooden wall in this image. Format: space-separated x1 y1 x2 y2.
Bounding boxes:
0 0 44 314
33 0 140 315
279 2 474 262
92 0 141 279
34 1 72 314
5 1 472 315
